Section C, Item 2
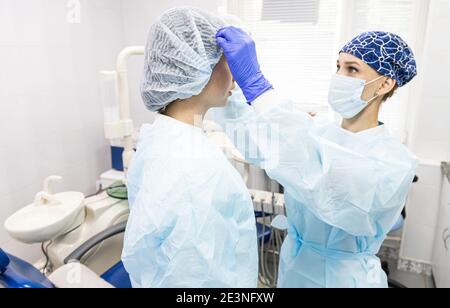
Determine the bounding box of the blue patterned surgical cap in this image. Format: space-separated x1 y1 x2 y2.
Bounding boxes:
340 31 417 87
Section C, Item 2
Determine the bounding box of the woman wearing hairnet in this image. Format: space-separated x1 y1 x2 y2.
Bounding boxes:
121 8 258 288
216 28 418 288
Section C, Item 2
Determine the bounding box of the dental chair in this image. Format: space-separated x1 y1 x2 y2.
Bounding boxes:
0 222 131 288
0 247 115 288
0 248 54 288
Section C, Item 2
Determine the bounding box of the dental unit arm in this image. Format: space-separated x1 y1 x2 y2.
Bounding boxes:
99 46 145 181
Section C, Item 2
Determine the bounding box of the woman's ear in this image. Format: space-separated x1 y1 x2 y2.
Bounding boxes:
377 77 396 96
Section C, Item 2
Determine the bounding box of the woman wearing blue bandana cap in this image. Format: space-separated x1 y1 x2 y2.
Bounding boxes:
216 29 418 288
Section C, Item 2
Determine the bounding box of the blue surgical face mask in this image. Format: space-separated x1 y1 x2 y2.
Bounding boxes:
328 74 385 119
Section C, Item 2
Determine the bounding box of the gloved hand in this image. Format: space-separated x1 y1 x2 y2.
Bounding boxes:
216 26 273 104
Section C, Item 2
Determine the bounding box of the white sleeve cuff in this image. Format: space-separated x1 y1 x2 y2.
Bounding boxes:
252 90 281 115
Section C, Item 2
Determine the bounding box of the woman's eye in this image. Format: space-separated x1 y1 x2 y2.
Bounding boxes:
349 67 358 73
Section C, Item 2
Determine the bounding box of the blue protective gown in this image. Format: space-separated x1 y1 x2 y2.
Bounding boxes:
122 114 258 288
218 91 418 288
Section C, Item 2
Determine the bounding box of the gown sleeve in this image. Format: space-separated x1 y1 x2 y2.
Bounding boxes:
217 90 418 237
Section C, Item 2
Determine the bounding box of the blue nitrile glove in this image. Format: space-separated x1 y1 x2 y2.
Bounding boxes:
216 26 273 104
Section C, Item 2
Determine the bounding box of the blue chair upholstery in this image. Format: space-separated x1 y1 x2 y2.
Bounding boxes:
0 249 9 273
101 261 132 288
0 248 54 288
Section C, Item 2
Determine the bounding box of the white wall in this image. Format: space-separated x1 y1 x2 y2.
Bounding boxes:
402 163 443 263
0 0 124 262
401 0 450 266
408 0 450 163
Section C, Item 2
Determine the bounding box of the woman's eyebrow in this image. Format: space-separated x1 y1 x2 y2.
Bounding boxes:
342 61 361 67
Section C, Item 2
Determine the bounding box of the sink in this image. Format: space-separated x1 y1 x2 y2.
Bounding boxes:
4 177 86 244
